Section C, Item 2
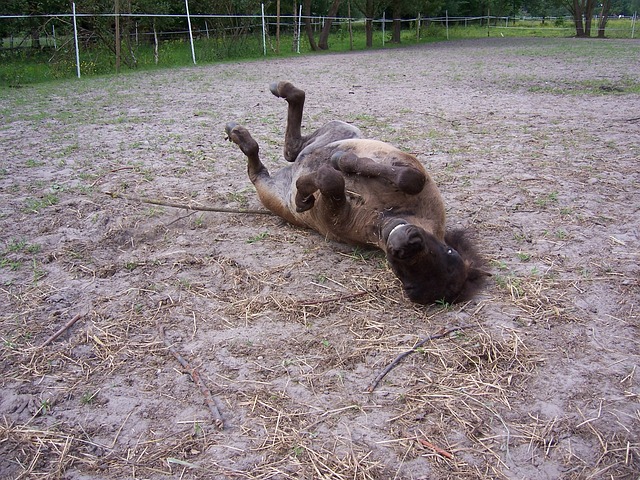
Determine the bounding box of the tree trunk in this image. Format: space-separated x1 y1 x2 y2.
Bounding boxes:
365 0 373 47
353 0 373 47
391 19 401 42
582 0 596 35
303 0 319 51
391 0 402 43
292 0 298 52
570 0 585 36
318 0 342 50
597 0 611 37
31 28 41 49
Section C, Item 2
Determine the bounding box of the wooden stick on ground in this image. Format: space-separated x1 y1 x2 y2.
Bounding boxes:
104 190 272 215
418 438 454 459
159 326 224 429
40 311 87 348
367 325 477 392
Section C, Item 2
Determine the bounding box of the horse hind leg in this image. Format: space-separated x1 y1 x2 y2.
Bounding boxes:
331 151 426 195
295 165 346 215
270 81 307 162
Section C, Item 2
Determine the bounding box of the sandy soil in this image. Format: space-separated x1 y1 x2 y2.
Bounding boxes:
1 37 639 479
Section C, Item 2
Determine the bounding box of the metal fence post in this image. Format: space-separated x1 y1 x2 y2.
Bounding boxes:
72 2 81 78
261 3 267 56
185 0 196 64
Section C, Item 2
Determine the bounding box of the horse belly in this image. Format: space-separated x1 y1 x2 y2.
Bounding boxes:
330 139 416 166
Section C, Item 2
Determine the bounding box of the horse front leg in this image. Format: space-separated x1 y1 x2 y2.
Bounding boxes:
226 122 302 224
225 122 268 183
270 81 307 162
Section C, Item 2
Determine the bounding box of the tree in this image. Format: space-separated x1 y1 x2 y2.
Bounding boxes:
385 0 446 44
303 0 343 50
564 0 597 36
318 0 342 49
597 0 612 37
391 0 401 42
563 0 619 37
0 0 27 43
523 0 567 18
351 0 386 47
1 0 69 48
303 0 319 49
362 0 376 47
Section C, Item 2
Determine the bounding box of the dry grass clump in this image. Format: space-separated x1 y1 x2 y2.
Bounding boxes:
383 327 541 474
510 411 640 479
561 408 639 479
0 419 221 479
511 413 562 460
234 389 384 479
221 267 400 326
293 442 383 480
1 422 87 479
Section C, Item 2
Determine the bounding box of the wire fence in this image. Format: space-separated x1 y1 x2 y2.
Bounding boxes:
2 6 638 81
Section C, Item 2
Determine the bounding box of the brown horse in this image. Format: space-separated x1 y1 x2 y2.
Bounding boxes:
226 82 488 304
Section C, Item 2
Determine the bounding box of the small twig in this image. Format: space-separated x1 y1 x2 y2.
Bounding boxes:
367 325 477 392
110 410 134 448
418 111 453 124
104 190 273 215
417 438 454 459
298 290 369 306
165 210 197 228
159 326 224 429
40 311 86 347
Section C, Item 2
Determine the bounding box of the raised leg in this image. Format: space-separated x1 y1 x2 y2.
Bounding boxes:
331 151 426 195
270 81 307 162
225 122 268 183
295 165 346 215
226 122 302 224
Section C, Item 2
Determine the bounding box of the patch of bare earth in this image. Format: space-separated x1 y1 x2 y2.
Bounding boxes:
1 38 638 479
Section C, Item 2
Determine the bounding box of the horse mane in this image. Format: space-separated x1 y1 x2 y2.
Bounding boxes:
445 229 490 303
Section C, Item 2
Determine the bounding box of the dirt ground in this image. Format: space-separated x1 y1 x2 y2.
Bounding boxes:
1 37 639 479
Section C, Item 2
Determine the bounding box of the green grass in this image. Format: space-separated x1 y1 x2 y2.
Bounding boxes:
23 194 59 213
1 239 42 275
247 231 269 243
528 77 640 95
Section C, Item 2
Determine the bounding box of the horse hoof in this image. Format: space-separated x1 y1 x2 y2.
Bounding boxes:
269 82 280 97
330 151 345 169
225 122 238 140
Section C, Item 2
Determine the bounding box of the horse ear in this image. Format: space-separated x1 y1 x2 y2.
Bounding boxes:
452 263 490 303
446 229 490 302
468 267 492 281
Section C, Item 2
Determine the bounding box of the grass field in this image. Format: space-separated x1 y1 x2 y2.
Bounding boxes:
1 17 638 86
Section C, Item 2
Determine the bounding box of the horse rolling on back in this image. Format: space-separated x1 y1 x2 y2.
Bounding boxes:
226 81 488 305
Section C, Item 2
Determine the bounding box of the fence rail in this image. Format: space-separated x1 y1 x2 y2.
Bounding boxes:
2 7 638 82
